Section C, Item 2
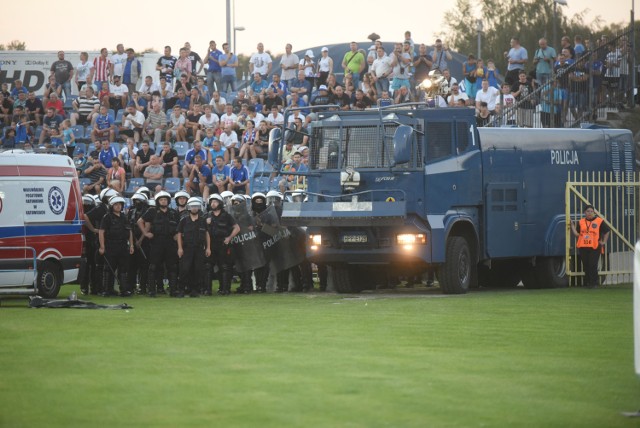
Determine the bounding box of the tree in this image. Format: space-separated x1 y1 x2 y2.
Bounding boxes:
0 40 27 51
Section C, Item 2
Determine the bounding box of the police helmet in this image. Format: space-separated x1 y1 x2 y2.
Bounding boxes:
108 195 126 207
187 197 202 210
147 199 156 207
266 190 283 200
99 188 118 204
290 190 305 203
154 190 172 202
252 192 266 201
131 193 148 203
220 190 234 198
243 194 251 201
135 186 151 198
82 195 95 207
174 190 190 201
231 194 246 204
208 193 223 204
91 194 101 205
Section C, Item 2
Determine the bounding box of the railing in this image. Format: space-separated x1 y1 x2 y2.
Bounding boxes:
491 25 636 129
565 171 640 286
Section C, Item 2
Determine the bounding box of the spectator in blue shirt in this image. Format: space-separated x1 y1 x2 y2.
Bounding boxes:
91 105 115 142
182 140 207 179
187 154 211 196
99 140 118 168
289 70 312 104
206 40 223 94
249 73 269 104
10 79 28 98
228 156 250 194
210 155 230 195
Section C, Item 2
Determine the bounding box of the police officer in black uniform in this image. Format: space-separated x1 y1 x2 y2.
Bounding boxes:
83 188 117 295
177 197 210 297
138 191 180 297
127 192 150 294
251 192 270 293
206 194 240 295
99 195 134 296
174 190 190 221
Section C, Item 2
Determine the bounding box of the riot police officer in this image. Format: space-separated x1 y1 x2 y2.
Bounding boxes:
231 194 254 294
174 190 190 220
83 188 117 295
251 192 269 293
80 195 96 295
99 195 134 296
177 197 211 297
207 194 240 295
138 191 180 297
127 192 150 294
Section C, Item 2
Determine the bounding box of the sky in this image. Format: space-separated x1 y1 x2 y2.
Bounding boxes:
2 0 636 57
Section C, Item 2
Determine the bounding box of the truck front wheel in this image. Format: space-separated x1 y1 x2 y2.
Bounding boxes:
440 236 473 294
36 261 61 298
330 265 362 293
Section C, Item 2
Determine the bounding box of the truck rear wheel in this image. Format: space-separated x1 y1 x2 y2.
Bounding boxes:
521 257 567 289
440 236 472 294
36 261 61 298
535 257 568 288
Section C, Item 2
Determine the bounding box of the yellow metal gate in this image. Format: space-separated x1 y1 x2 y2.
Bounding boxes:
565 171 640 286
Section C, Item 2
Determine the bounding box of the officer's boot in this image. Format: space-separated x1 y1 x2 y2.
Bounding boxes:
147 264 157 297
168 265 181 297
138 263 148 295
254 266 266 293
276 269 289 293
119 272 131 297
202 265 212 295
221 268 232 295
101 267 113 297
93 261 104 295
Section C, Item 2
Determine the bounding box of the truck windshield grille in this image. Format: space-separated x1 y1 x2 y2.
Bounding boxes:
309 123 423 170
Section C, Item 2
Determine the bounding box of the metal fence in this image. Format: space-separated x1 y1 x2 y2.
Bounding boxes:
565 171 640 286
491 25 636 129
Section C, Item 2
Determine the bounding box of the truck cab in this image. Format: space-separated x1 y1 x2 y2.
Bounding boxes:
280 106 481 293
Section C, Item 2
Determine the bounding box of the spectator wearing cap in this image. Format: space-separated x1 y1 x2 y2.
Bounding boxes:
299 50 316 89
74 148 89 176
311 85 331 107
317 47 333 88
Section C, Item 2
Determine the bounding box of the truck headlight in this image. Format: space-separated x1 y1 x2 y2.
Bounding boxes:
396 234 426 246
310 234 322 251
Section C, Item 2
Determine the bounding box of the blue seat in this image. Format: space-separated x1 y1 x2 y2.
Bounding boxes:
251 176 269 193
164 177 181 193
111 142 121 153
34 126 43 140
73 142 87 156
84 126 93 139
71 125 84 140
124 177 145 197
166 109 173 122
174 141 189 159
108 109 116 122
78 178 92 190
114 109 125 125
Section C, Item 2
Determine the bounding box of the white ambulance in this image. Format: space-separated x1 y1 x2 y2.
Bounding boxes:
0 150 84 298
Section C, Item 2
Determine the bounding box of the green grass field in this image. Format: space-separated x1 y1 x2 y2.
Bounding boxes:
1 285 639 427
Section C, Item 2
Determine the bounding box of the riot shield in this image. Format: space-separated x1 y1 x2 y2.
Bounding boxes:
230 203 267 272
258 205 305 274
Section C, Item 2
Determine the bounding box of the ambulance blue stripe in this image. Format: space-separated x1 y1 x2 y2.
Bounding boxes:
0 224 82 239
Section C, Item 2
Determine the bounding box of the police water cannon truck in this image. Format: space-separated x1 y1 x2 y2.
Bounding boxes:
272 104 638 294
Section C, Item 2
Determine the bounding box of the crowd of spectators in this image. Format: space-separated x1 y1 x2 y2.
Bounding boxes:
0 30 634 194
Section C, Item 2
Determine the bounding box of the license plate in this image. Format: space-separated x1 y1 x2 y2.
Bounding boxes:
342 234 368 243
